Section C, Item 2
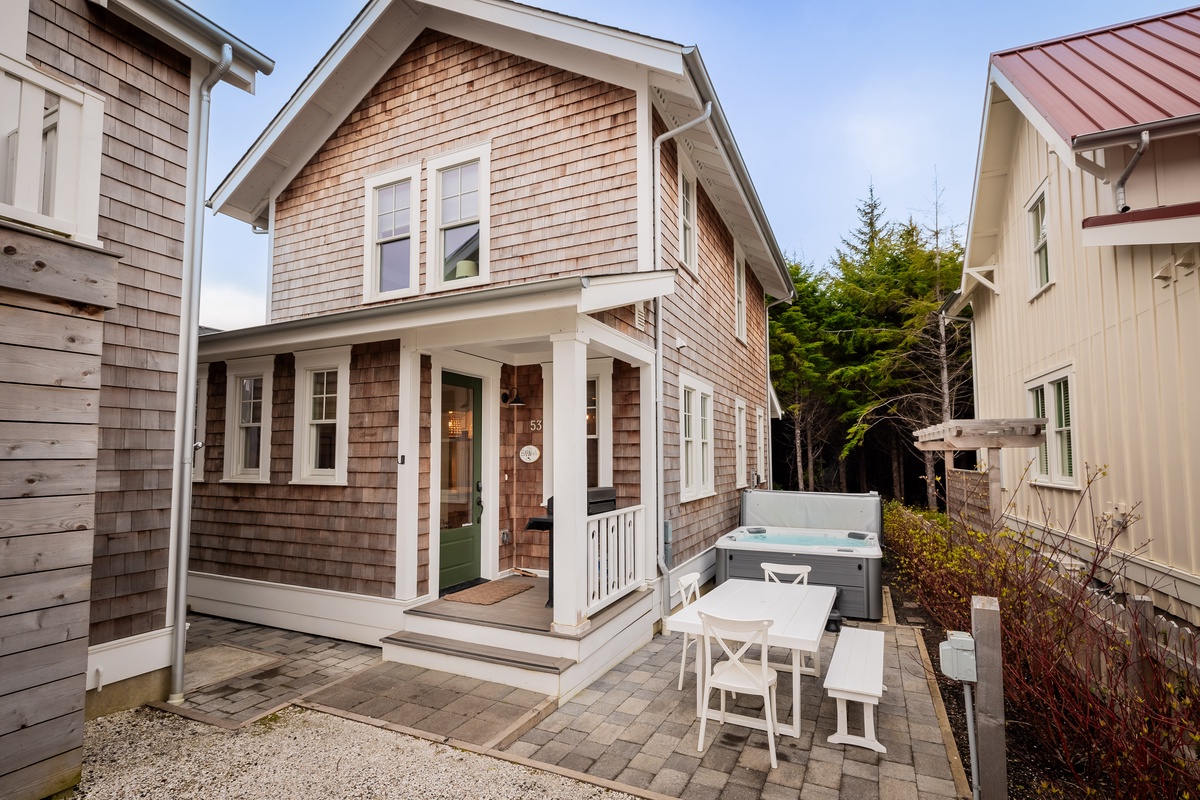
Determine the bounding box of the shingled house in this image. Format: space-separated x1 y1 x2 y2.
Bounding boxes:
949 7 1200 624
0 2 269 797
192 0 791 698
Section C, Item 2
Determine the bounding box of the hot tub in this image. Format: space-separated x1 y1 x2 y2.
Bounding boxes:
715 522 884 621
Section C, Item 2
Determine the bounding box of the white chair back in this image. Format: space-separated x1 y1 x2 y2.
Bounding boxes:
678 572 701 606
762 561 810 585
698 612 773 690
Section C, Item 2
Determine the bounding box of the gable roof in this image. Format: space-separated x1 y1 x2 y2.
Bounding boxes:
208 0 792 300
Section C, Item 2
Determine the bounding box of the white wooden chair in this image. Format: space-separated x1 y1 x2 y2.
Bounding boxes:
676 572 702 690
696 611 779 768
761 562 811 585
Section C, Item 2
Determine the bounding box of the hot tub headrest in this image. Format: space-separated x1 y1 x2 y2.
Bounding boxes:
740 489 882 535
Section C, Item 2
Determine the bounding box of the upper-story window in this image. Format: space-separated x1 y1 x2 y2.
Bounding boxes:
1028 366 1076 487
1029 188 1051 294
680 372 714 500
363 164 420 302
292 347 351 485
735 251 747 341
678 156 697 274
223 356 274 483
428 143 491 290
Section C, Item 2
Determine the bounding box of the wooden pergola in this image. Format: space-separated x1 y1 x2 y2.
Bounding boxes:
914 419 1047 533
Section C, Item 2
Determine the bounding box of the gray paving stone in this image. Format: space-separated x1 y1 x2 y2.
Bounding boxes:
648 768 691 795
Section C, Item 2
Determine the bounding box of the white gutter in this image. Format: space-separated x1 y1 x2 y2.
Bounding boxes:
167 43 233 705
652 101 712 615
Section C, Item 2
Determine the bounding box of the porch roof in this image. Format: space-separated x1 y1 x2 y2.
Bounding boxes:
913 418 1047 451
196 270 671 364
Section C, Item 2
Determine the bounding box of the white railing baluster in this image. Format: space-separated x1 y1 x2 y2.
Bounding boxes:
584 503 645 615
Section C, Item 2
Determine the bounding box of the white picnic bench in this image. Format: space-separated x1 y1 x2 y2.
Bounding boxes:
823 626 887 753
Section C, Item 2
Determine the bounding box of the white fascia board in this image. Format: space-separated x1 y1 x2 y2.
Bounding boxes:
960 73 998 282
577 270 675 314
989 65 1074 169
1082 216 1200 247
95 0 270 93
578 316 655 368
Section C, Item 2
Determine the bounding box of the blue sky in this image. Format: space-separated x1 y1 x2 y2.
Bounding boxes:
193 0 1170 329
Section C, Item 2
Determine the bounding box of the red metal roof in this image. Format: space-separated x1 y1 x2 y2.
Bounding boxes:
992 6 1200 146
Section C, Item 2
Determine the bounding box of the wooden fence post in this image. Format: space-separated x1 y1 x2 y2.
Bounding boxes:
973 595 1007 799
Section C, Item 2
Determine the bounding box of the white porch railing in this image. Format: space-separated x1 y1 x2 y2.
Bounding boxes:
1 53 103 243
585 504 644 615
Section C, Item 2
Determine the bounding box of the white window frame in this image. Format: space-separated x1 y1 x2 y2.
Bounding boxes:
193 363 209 482
363 163 421 302
291 346 351 485
1026 365 1077 489
1027 182 1053 299
734 247 747 342
426 143 491 292
755 406 766 487
735 397 748 489
679 372 715 501
678 154 698 275
222 355 274 483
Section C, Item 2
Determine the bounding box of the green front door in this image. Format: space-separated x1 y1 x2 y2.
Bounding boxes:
439 371 483 590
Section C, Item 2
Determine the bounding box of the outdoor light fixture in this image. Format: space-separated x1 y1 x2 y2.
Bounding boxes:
502 387 526 407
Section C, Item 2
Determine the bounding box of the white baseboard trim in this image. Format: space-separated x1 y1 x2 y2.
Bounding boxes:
87 627 173 691
188 572 427 646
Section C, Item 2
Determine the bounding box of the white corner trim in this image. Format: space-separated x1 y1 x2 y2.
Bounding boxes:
188 572 423 646
87 626 174 691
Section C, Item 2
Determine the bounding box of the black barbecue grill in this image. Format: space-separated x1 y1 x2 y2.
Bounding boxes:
525 487 617 607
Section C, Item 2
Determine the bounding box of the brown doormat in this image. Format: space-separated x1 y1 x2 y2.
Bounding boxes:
445 580 534 605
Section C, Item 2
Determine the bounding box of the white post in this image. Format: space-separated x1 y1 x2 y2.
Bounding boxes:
551 331 590 634
638 363 656 586
395 343 422 600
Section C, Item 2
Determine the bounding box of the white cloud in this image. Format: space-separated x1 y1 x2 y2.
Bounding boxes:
199 282 266 331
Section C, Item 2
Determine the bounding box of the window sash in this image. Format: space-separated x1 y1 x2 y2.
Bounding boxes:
238 376 263 472
1031 385 1048 477
440 161 481 281
680 377 714 498
735 401 747 488
680 168 696 271
309 369 338 473
1031 195 1049 288
1053 378 1073 479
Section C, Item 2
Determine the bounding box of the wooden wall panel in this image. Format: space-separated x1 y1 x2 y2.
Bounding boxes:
191 342 401 597
271 29 638 321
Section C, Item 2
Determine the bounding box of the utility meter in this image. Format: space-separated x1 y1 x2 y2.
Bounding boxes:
939 630 977 682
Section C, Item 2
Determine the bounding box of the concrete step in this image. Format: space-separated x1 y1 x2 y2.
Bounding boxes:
381 631 576 674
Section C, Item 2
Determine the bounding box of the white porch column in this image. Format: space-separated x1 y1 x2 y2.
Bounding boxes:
550 331 590 634
395 342 422 600
638 362 656 587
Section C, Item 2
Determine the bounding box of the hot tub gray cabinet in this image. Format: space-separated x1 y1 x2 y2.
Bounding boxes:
714 490 885 620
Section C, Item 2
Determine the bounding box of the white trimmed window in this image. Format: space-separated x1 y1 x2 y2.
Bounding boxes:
292 347 351 485
427 143 490 289
678 156 697 274
1029 187 1051 294
755 406 765 487
735 397 748 489
680 372 714 500
223 355 274 482
193 363 209 482
363 164 420 301
735 250 747 342
1027 367 1076 487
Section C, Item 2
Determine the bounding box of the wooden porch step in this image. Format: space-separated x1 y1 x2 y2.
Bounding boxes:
381 631 576 674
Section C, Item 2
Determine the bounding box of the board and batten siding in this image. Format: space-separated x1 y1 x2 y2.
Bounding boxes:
27 0 192 646
192 343 400 596
970 112 1200 623
655 116 771 565
270 29 638 321
0 224 118 800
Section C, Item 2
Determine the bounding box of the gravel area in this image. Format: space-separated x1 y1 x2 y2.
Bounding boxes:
76 706 636 800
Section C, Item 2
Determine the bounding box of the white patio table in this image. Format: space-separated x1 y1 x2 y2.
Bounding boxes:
664 578 836 737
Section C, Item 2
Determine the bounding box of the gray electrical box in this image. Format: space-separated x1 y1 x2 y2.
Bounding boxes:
939 630 977 682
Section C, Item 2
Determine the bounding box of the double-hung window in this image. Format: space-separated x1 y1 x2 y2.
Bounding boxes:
680 372 715 500
363 164 420 301
428 143 490 288
755 406 765 487
678 156 697 274
735 398 748 489
1029 188 1051 294
223 356 274 482
1027 367 1076 487
292 347 351 485
734 251 747 341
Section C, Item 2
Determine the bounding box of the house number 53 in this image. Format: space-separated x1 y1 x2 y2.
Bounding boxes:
529 419 543 431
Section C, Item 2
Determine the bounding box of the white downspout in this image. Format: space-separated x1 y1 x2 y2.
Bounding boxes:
652 101 711 617
168 43 233 705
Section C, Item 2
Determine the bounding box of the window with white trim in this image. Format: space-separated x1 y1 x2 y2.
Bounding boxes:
680 373 714 500
223 356 274 482
292 347 351 484
755 406 765 487
678 156 697 274
427 144 490 289
1027 367 1076 486
735 251 747 342
735 398 748 488
1029 190 1051 293
363 164 420 301
193 363 208 482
